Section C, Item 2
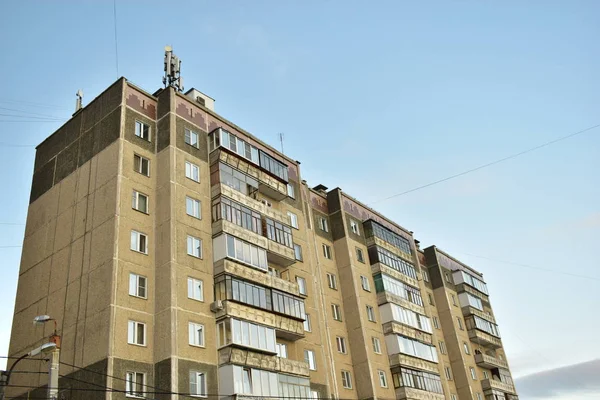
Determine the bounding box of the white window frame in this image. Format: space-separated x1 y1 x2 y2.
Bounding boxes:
127 320 146 346
135 120 150 141
439 341 446 354
287 183 295 199
350 219 360 235
304 349 316 370
189 370 207 398
189 322 205 347
445 366 452 380
132 190 149 213
451 395 458 400
336 336 347 354
187 235 202 258
378 370 388 388
128 273 147 299
185 128 200 148
294 243 303 261
433 316 440 329
327 273 337 290
422 269 429 282
331 304 342 321
319 217 329 232
464 342 471 355
457 316 464 330
303 314 311 332
366 305 376 322
360 275 371 292
372 337 382 354
126 371 145 398
296 276 307 296
322 244 332 259
185 161 200 182
130 230 148 254
483 371 489 379
341 370 352 389
276 343 288 358
133 154 150 176
470 367 477 380
187 277 204 302
356 247 365 263
186 196 201 219
451 294 458 306
287 211 299 229
476 393 483 400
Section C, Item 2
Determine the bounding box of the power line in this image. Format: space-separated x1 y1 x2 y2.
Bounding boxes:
0 246 22 248
0 120 60 123
0 114 65 121
0 223 24 226
113 0 119 78
0 99 69 110
370 123 600 205
0 142 35 147
0 107 67 120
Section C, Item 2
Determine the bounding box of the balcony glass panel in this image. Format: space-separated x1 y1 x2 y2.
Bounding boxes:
369 246 417 280
389 303 432 333
364 220 412 255
259 150 289 182
213 197 262 235
209 128 260 165
374 273 423 307
467 315 501 337
265 218 293 248
397 335 438 363
461 270 489 294
392 367 443 394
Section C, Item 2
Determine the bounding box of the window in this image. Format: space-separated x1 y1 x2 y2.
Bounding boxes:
131 191 148 213
187 278 203 302
212 197 261 234
187 235 202 258
457 317 464 330
210 128 260 164
331 304 342 321
336 337 347 354
369 246 417 279
451 395 458 400
372 337 382 354
378 370 388 388
319 217 329 232
304 350 316 370
189 322 205 347
217 163 259 196
445 366 452 380
360 275 371 292
483 371 489 379
259 150 289 181
219 318 276 352
127 321 146 346
356 247 365 263
470 367 477 380
266 218 293 248
350 219 360 235
397 335 439 362
287 211 299 229
373 274 423 306
129 273 147 298
327 273 337 290
296 276 307 296
130 231 148 254
241 367 252 394
294 244 303 261
467 315 501 337
428 293 434 305
464 342 470 355
220 234 268 271
392 368 443 394
422 269 429 282
287 183 295 198
459 271 489 294
439 341 446 354
476 393 483 400
433 316 440 329
366 305 376 322
186 197 201 219
185 161 200 182
185 128 200 148
341 370 352 389
363 220 412 255
189 371 207 398
451 294 457 306
133 154 150 176
387 303 433 333
311 390 319 399
322 244 332 259
445 272 451 283
303 314 311 332
135 120 150 141
126 371 145 398
276 343 288 358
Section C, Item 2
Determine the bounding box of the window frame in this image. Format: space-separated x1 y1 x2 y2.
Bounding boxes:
128 273 147 299
303 313 312 332
304 349 316 370
336 336 347 354
445 366 452 380
327 273 337 290
372 337 382 354
186 196 201 219
457 316 464 330
185 161 200 182
341 370 352 389
287 211 299 229
319 217 329 232
322 244 332 259
378 370 388 388
422 269 429 282
185 128 200 149
135 120 151 141
125 371 146 398
293 243 303 261
187 277 204 302
350 219 360 235
133 154 150 177
188 322 205 347
356 247 365 263
287 183 295 199
189 370 207 398
331 304 342 321
366 305 376 322
464 342 470 355
296 276 307 296
433 316 440 329
470 367 477 380
360 275 371 292
439 341 446 354
130 230 148 254
187 235 203 258
132 190 149 214
127 320 146 346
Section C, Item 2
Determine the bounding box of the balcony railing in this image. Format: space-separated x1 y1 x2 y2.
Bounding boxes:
382 321 433 345
214 258 300 296
462 305 496 324
395 387 446 400
218 347 309 377
371 263 420 288
475 353 509 370
388 354 438 374
469 329 502 349
482 378 517 394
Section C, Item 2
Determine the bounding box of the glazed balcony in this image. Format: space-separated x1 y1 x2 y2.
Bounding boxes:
462 306 496 324
266 240 296 267
469 329 502 349
382 321 433 345
371 263 420 288
475 353 509 370
482 378 517 394
218 347 309 377
395 387 445 400
389 354 438 374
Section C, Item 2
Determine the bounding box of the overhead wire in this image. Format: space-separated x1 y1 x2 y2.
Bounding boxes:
0 99 69 110
0 107 67 120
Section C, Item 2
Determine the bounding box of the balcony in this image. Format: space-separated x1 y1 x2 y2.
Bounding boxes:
215 300 305 341
366 235 413 263
482 378 517 394
475 353 509 370
389 353 438 374
371 263 420 288
211 184 289 226
266 240 295 267
395 387 445 400
212 219 269 249
382 321 433 345
377 292 426 315
469 329 502 349
457 283 490 303
462 305 496 324
214 258 300 296
218 347 310 377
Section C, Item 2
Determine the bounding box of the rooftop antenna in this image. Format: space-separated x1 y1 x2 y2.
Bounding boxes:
279 132 285 154
75 89 83 113
163 45 184 92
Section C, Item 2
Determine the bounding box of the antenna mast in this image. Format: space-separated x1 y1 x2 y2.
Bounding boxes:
163 46 184 92
75 90 83 113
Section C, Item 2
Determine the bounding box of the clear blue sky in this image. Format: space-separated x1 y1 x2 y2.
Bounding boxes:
1 1 598 397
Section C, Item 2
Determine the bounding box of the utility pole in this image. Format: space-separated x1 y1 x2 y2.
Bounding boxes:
47 333 61 400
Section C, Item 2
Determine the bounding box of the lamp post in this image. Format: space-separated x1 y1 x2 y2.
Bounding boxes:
32 315 61 400
0 342 57 400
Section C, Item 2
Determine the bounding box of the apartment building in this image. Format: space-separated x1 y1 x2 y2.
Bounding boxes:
6 77 518 400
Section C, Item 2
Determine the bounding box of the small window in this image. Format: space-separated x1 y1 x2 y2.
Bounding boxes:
296 276 307 296
135 120 150 141
186 197 201 219
378 370 388 388
127 321 146 346
130 231 148 254
189 322 205 347
311 390 319 399
185 161 200 182
322 244 332 259
287 183 295 199
350 220 360 235
336 336 347 354
185 128 200 148
133 154 150 176
276 342 288 358
126 371 145 398
476 393 483 400
303 314 311 332
304 349 316 370
189 371 207 398
331 304 342 321
268 266 280 278
457 317 464 330
341 370 352 389
451 294 457 306
129 273 147 298
319 217 329 232
433 316 440 329
445 366 452 380
293 244 303 261
187 235 202 258
366 305 376 322
428 293 434 306
132 191 149 213
327 273 337 290
187 277 203 302
451 395 458 400
356 247 365 263
422 269 429 282
439 341 446 354
470 367 477 380
360 275 371 292
483 371 489 379
445 272 452 283
372 337 382 354
464 342 470 355
288 211 299 229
